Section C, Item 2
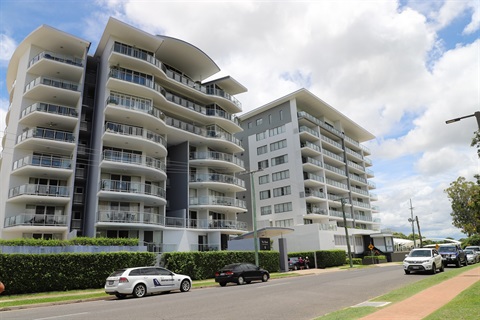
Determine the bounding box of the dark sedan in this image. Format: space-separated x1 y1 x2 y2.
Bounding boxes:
214 263 269 286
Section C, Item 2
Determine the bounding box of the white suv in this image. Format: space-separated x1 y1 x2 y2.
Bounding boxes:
403 248 444 275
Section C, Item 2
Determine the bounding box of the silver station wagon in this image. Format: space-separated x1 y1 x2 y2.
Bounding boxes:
105 266 192 298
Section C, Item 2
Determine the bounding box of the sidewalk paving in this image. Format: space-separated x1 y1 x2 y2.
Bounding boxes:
358 266 480 320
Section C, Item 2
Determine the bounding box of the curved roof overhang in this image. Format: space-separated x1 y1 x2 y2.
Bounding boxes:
203 75 247 95
95 18 220 82
7 25 90 93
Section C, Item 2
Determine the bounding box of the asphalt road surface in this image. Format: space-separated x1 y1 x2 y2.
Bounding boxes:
1 264 446 320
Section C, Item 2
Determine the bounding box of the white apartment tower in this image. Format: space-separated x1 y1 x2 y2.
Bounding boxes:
236 89 381 255
0 18 248 252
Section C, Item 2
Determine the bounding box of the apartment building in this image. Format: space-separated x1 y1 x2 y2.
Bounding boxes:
0 18 248 252
235 89 381 255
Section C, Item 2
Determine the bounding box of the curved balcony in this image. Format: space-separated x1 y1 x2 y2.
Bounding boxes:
12 154 72 179
23 76 81 106
4 213 68 228
189 173 246 192
28 51 84 82
189 151 244 172
101 150 166 181
19 102 78 129
7 184 70 204
98 179 166 205
189 196 247 213
103 122 167 157
110 43 242 112
16 127 75 154
105 94 167 133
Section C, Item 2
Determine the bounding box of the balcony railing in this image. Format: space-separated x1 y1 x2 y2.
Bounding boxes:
4 213 68 227
25 76 79 93
104 122 167 148
102 150 166 172
21 102 78 119
13 154 72 171
323 149 344 162
190 151 244 168
324 163 346 176
100 180 166 199
302 157 323 168
349 173 367 184
107 94 165 121
347 160 364 171
307 206 327 215
301 141 322 153
355 214 372 222
321 135 342 149
352 200 370 209
303 172 324 183
8 184 69 198
190 173 245 188
325 178 348 190
330 209 352 219
305 190 325 198
189 196 246 209
29 51 83 68
190 244 220 252
17 127 75 144
299 126 320 138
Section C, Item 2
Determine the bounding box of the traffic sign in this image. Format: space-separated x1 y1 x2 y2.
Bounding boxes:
368 244 374 250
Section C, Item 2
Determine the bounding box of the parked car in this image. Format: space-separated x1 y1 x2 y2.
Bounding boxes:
105 266 192 298
214 263 269 286
465 246 480 263
464 249 479 264
403 248 444 274
438 245 468 267
288 257 302 270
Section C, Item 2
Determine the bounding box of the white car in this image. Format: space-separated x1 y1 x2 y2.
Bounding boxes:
403 248 444 275
464 249 479 264
105 266 192 298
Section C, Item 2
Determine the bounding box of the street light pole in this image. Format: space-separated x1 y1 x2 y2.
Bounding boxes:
241 169 262 267
340 198 353 268
445 111 480 129
408 199 416 248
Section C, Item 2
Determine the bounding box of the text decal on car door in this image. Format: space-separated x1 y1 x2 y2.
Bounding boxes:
153 278 161 286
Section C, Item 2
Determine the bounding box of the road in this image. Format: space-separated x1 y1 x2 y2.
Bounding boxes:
0 264 445 320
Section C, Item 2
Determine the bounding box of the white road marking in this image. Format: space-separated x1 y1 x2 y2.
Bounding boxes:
35 312 89 320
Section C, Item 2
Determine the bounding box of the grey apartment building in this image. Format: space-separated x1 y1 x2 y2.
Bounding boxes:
235 89 382 255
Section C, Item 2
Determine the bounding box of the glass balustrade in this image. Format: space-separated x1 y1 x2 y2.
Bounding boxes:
29 51 83 68
13 155 72 170
21 102 78 119
189 173 245 188
17 127 75 144
102 150 165 172
190 151 244 167
8 184 69 198
100 180 166 199
25 76 79 92
4 213 67 227
189 196 246 209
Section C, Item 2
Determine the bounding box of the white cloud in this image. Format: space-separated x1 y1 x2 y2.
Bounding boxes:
0 34 17 62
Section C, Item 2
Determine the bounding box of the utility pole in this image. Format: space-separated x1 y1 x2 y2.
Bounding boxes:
407 199 417 248
340 198 353 268
416 216 423 247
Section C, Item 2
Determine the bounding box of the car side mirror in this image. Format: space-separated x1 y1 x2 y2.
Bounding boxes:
405 254 408 257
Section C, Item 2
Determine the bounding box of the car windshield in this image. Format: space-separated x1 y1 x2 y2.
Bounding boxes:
464 250 474 254
439 246 456 252
409 250 431 257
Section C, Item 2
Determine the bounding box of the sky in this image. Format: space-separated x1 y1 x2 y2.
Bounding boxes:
0 0 479 241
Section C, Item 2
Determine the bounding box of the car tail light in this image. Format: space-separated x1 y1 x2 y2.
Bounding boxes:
119 277 129 283
215 272 219 276
225 271 234 275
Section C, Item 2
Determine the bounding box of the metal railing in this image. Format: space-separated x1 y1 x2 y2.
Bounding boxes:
4 213 68 227
8 184 69 198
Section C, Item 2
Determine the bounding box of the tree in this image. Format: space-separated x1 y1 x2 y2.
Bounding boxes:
471 130 480 159
444 177 480 237
392 232 408 239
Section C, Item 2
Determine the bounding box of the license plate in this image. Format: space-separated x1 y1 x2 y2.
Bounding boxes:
220 273 225 276
108 280 114 285
411 266 420 270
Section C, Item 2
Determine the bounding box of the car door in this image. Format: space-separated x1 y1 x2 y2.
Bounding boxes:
433 249 442 267
244 263 260 281
142 267 163 294
157 268 176 290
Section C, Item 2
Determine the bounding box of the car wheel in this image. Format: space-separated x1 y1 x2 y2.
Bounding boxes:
180 279 191 292
430 263 436 274
440 262 445 272
219 282 227 287
115 293 126 299
404 270 410 275
456 260 461 268
262 274 269 282
133 284 147 298
237 276 245 285
464 258 468 266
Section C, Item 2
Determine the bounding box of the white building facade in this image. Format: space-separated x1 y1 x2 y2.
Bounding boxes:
0 18 248 252
236 89 381 255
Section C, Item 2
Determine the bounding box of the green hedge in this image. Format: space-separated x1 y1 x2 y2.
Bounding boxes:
0 237 139 247
0 252 155 295
315 250 346 268
161 251 280 280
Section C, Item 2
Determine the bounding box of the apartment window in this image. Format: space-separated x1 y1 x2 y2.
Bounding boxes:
256 118 263 126
272 170 289 182
257 145 268 155
256 131 267 141
270 139 287 151
258 159 269 170
274 202 292 213
269 114 273 124
258 174 269 185
260 205 272 215
273 186 291 197
269 125 285 137
271 154 288 166
248 122 252 129
279 110 283 120
259 190 271 200
275 219 293 227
